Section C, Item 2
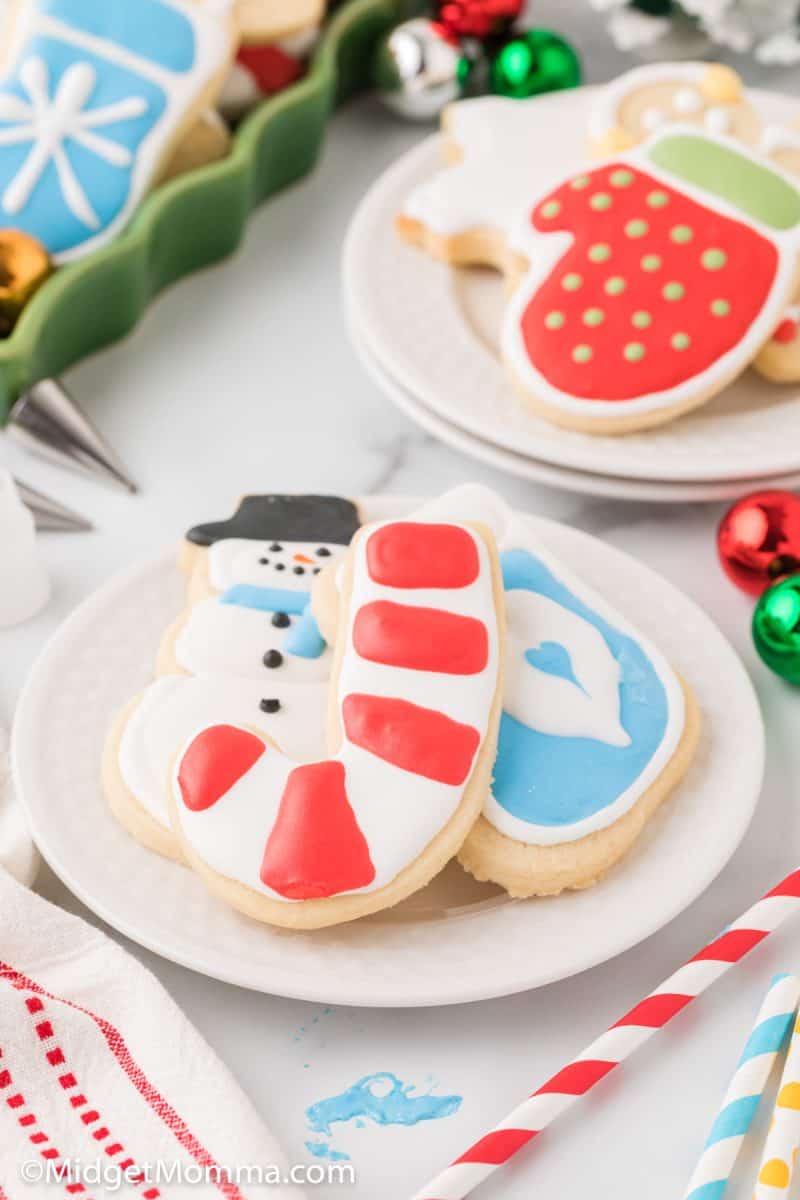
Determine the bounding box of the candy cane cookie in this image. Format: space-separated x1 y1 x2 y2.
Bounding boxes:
170 519 505 928
400 121 800 433
416 486 700 897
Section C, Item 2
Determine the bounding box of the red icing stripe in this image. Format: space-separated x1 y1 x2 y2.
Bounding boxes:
342 693 481 785
774 317 799 344
455 1128 536 1164
260 761 375 899
366 522 479 589
236 44 304 94
178 725 265 812
353 601 488 675
769 870 800 899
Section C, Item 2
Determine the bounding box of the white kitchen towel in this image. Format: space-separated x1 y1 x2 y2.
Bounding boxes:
0 723 38 887
0 869 308 1199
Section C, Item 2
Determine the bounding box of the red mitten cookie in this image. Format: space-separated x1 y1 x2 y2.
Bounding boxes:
503 130 800 431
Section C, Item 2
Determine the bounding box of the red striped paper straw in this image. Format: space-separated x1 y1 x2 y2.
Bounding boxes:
412 870 800 1200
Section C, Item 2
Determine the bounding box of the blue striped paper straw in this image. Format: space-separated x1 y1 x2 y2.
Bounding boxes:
684 973 800 1200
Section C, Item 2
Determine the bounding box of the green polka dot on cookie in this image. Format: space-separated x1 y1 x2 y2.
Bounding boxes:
711 298 731 317
610 169 634 187
540 200 561 219
641 254 661 272
590 193 612 211
583 308 605 327
625 219 649 238
702 248 727 270
562 273 583 291
545 311 565 329
632 311 652 329
604 276 626 296
671 332 691 350
646 190 669 208
663 281 685 301
572 344 593 363
588 243 611 262
624 342 646 362
570 175 590 190
670 225 693 244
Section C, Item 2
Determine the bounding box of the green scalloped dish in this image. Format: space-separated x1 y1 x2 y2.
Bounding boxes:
0 0 407 420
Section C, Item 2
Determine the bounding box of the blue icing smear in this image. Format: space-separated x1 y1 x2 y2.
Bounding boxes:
496 549 669 829
304 1141 350 1162
525 641 583 691
284 606 326 660
306 1073 462 1140
41 0 197 73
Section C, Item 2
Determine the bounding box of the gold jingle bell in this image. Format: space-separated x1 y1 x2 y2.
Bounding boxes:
0 230 52 334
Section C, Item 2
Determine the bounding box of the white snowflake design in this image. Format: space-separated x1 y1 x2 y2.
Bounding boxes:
0 56 148 230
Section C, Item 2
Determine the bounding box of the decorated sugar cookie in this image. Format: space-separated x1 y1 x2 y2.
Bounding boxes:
417 485 700 897
170 519 504 929
161 494 361 683
587 63 761 157
235 0 325 46
104 675 328 860
402 125 800 433
0 0 235 261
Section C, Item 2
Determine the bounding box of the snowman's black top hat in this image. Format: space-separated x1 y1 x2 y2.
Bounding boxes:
187 494 361 548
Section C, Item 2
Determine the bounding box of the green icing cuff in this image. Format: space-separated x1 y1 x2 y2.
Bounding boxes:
648 134 800 232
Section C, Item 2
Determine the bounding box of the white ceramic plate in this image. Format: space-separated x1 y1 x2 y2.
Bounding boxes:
353 320 800 504
12 497 763 1006
344 86 800 485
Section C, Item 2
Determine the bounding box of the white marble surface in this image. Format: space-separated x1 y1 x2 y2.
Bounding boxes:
3 15 800 1196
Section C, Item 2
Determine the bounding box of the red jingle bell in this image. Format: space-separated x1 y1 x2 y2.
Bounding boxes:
437 0 524 40
717 490 800 596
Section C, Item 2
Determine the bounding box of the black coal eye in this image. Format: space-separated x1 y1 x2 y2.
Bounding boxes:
293 566 305 576
260 698 281 714
259 557 269 565
313 568 321 575
316 547 331 557
269 543 282 553
274 562 285 571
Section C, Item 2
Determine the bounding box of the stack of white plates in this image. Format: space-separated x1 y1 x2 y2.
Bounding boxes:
344 87 800 503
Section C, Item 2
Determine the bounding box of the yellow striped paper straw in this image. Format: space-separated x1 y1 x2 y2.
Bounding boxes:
754 1008 800 1196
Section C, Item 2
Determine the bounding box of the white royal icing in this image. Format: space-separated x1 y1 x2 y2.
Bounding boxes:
587 62 716 144
415 485 687 846
673 86 703 116
172 520 501 899
704 105 732 135
118 674 328 830
0 0 233 262
207 538 340 593
642 105 666 132
173 597 334 682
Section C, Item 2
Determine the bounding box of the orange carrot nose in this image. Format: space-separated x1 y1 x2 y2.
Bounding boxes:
293 553 315 564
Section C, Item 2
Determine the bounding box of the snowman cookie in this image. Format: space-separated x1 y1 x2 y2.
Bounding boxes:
0 0 236 262
160 493 362 683
170 518 505 929
416 486 700 897
400 123 800 433
588 63 761 157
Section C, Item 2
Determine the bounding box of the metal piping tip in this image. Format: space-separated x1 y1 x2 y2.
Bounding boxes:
15 478 93 532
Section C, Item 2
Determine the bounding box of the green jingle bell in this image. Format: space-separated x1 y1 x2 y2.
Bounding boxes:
490 29 581 101
752 574 800 684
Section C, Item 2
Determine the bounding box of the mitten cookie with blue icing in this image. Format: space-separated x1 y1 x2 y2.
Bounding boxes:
587 62 761 157
0 0 235 262
416 486 700 898
159 494 362 684
169 518 505 929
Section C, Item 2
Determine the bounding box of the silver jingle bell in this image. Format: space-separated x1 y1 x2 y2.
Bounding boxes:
373 17 482 122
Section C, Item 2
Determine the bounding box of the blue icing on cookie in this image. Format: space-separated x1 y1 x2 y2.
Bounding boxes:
496 548 669 830
220 585 311 616
305 1073 462 1138
41 0 197 73
304 1141 351 1162
524 641 583 691
0 34 165 256
284 605 326 660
